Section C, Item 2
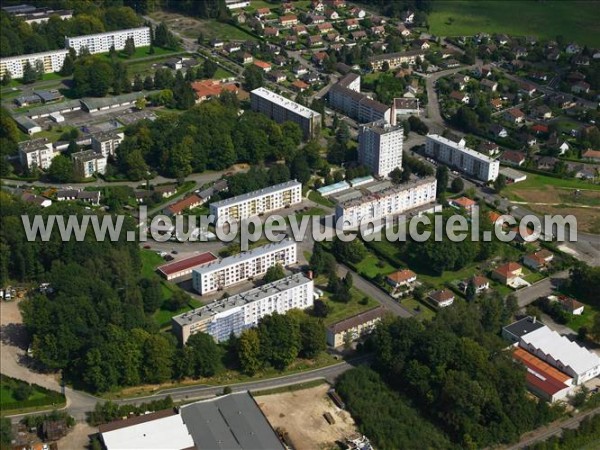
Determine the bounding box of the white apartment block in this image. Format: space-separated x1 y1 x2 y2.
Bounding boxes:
19 139 56 170
250 87 321 139
425 134 500 182
369 50 426 71
0 49 68 79
192 239 297 295
173 273 313 344
65 27 151 55
210 180 302 222
335 177 437 229
358 120 403 177
72 150 107 178
91 131 125 158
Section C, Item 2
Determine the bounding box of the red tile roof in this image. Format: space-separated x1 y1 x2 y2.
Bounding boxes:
451 196 476 209
494 262 522 278
191 80 238 100
387 269 417 284
429 289 454 303
166 195 202 215
157 252 217 277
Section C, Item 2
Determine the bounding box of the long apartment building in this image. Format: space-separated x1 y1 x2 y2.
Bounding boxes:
369 50 426 71
328 73 392 124
0 49 68 79
358 120 403 177
65 27 151 55
173 273 313 344
19 139 56 170
250 87 321 139
425 134 500 182
210 180 302 223
335 177 437 229
192 239 297 295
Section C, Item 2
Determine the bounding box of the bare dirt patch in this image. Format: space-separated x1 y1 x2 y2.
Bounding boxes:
256 384 360 450
56 422 98 450
525 204 600 234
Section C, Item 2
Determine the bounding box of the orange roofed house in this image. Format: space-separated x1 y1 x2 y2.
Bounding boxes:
253 60 272 72
164 194 203 216
191 80 238 104
428 289 455 308
449 196 476 211
492 262 523 285
523 249 554 270
386 269 417 288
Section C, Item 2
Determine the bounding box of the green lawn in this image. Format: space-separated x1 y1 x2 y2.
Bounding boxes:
400 297 436 321
321 288 379 326
428 1 600 47
214 67 235 79
198 20 257 41
353 253 395 279
308 190 335 207
505 172 600 193
1 375 65 413
565 304 598 333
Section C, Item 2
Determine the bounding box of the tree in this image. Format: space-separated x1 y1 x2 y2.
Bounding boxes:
382 61 390 72
48 155 73 183
493 174 507 192
258 313 301 370
451 177 464 193
60 54 75 76
22 61 39 84
124 36 136 58
202 59 218 78
436 165 449 195
133 74 143 91
290 153 311 184
1 71 11 86
299 317 326 358
332 238 367 264
0 418 12 447
389 167 403 184
186 332 223 377
407 116 429 135
263 264 285 284
143 75 154 90
73 57 114 97
13 382 33 401
237 329 262 375
242 65 264 91
142 334 174 383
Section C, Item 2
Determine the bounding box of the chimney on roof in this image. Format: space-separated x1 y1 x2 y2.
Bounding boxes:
390 99 396 126
532 316 536 323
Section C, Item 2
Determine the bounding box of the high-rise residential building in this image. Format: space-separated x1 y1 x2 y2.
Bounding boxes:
335 177 437 229
0 49 69 79
65 27 151 55
424 134 500 182
358 120 403 177
18 139 56 170
71 150 107 178
210 180 302 223
91 131 125 158
173 273 313 344
250 87 321 139
192 239 297 295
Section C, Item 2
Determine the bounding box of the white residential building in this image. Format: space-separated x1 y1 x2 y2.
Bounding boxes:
335 177 437 229
210 180 302 223
192 239 297 295
519 326 600 385
250 87 321 139
65 27 151 55
0 49 69 79
91 131 125 158
72 150 107 178
18 139 56 170
425 134 500 182
358 120 403 177
173 273 313 343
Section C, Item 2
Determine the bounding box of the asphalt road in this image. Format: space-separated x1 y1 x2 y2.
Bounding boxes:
515 270 569 307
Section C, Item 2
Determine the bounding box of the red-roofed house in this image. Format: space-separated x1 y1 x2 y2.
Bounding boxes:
255 7 271 18
492 262 523 285
490 98 503 110
253 60 272 72
531 123 549 134
157 252 217 280
386 269 417 288
191 80 238 103
523 249 554 270
279 15 298 27
428 289 455 308
551 295 585 315
504 108 525 124
164 194 203 216
325 9 339 20
312 51 328 65
449 196 477 211
513 347 573 402
317 22 334 33
345 19 359 30
291 79 309 92
582 149 600 162
263 27 279 37
501 150 526 166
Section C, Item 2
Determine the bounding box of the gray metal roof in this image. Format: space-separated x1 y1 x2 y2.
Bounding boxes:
503 316 545 339
180 392 284 450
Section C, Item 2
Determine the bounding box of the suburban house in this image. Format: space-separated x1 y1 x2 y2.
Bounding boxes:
279 15 298 27
492 262 523 285
326 307 386 348
489 124 508 138
191 80 238 103
255 7 270 18
460 275 490 294
428 289 455 308
317 22 334 33
523 249 554 270
490 98 503 110
450 91 470 104
480 79 498 91
478 141 500 155
253 60 272 72
325 9 339 20
504 108 525 124
345 19 359 30
309 35 324 47
397 24 411 37
549 295 585 315
164 194 203 216
449 196 477 211
501 150 526 166
291 79 309 92
533 105 553 120
154 184 177 198
269 71 287 83
571 81 590 94
582 149 600 162
401 10 415 24
386 269 417 288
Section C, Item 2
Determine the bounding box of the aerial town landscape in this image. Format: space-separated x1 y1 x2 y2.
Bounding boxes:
0 0 600 449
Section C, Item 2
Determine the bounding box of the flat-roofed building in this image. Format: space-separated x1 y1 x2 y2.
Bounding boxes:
0 49 68 78
91 131 124 157
250 87 321 139
425 134 500 182
174 273 313 343
192 239 297 295
65 27 151 55
157 252 218 281
358 120 403 177
72 150 107 178
335 177 437 229
326 306 385 347
210 180 302 223
328 74 392 124
19 138 55 169
369 50 426 71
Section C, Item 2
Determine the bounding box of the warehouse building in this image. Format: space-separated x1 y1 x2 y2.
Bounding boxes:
210 180 302 223
424 134 500 182
65 27 151 55
0 49 68 79
250 87 321 139
192 239 297 295
335 177 437 229
174 273 313 344
358 120 403 177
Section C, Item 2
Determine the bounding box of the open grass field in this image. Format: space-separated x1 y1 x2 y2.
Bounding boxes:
150 11 257 41
428 1 600 47
1 375 65 414
565 304 598 333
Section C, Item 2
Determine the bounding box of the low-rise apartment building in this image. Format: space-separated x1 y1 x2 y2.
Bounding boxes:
369 50 426 71
326 306 385 347
210 180 302 223
424 134 500 182
19 139 56 170
173 273 313 344
335 177 437 229
91 131 125 158
328 74 392 124
72 150 107 178
65 27 151 55
192 239 297 295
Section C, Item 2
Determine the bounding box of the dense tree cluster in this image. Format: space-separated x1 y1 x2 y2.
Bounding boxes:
0 107 19 176
528 413 600 450
162 0 228 20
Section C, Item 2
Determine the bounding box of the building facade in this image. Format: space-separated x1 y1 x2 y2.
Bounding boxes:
192 239 297 295
328 74 392 124
424 134 500 182
72 150 107 178
0 49 69 78
65 27 151 55
91 131 125 158
326 306 385 347
369 50 426 71
174 273 313 344
19 139 56 170
335 177 437 229
358 120 403 177
210 180 302 222
250 87 321 139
